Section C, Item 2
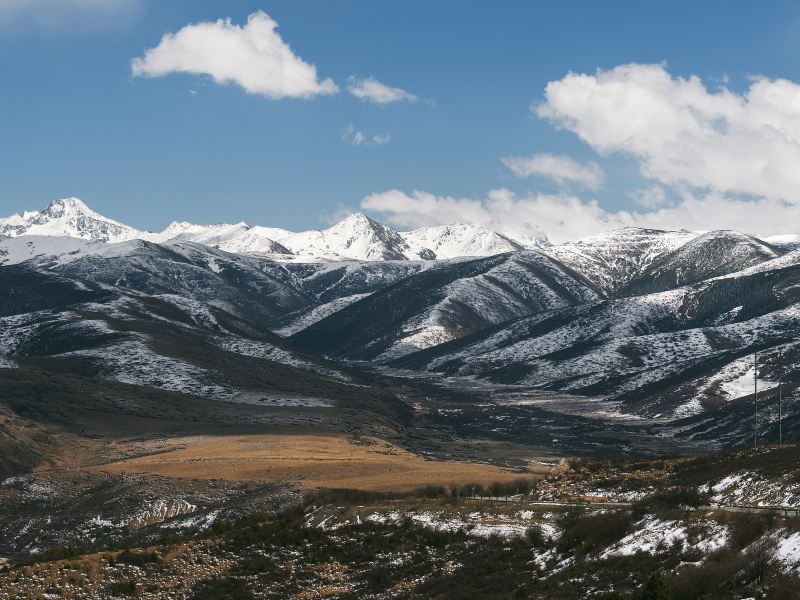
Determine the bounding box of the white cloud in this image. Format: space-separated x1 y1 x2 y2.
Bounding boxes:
362 188 800 244
502 153 605 190
629 185 670 209
131 11 338 100
362 188 619 243
347 76 417 104
0 0 140 29
537 63 800 203
343 124 390 146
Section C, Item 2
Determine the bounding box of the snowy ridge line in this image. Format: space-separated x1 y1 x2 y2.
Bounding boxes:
0 198 548 262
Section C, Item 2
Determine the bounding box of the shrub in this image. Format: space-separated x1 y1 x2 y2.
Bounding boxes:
727 512 774 551
743 538 776 584
557 510 634 555
108 580 139 596
640 572 672 600
637 486 709 514
525 526 546 548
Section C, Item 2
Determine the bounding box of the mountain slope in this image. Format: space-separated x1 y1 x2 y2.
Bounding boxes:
291 251 601 361
0 260 413 442
393 260 800 419
619 230 782 296
543 227 698 296
0 236 316 327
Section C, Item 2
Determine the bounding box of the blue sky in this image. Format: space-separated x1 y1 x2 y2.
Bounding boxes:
2 1 800 240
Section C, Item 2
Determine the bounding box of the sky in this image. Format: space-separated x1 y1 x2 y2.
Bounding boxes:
2 0 800 242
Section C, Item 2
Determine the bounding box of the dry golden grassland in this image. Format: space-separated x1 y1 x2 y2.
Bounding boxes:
93 434 547 491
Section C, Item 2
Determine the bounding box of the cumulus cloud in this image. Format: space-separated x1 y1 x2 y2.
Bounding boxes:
502 153 605 190
537 63 800 203
0 0 140 29
347 76 417 104
343 124 391 146
131 11 338 100
629 185 670 209
362 188 800 244
362 188 622 243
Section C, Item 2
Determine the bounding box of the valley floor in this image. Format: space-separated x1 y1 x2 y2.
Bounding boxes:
5 446 800 598
91 433 550 491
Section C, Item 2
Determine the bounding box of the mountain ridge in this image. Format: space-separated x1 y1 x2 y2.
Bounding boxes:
0 199 546 262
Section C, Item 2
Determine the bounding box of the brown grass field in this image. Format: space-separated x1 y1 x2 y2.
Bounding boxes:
92 434 548 491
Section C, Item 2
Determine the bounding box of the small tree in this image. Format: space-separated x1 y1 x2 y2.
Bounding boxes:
641 572 672 600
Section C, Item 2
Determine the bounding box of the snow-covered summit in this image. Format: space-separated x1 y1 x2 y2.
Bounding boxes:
543 227 699 295
0 198 141 242
401 224 526 260
261 212 425 261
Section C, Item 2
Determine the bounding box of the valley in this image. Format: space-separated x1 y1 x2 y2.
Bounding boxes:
2 199 800 597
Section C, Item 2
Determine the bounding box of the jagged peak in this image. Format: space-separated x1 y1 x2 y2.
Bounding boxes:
43 197 97 217
327 212 382 231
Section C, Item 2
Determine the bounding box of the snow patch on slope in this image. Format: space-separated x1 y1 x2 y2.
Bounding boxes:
215 337 350 381
273 293 372 336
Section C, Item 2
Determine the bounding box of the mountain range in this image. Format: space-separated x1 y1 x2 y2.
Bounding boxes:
1 197 800 474
0 198 531 262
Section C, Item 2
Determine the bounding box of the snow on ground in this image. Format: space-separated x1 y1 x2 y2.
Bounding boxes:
601 516 728 558
672 397 703 418
0 355 16 369
215 337 349 381
0 310 117 356
65 336 236 400
377 325 454 361
1 475 57 498
0 235 144 267
362 509 548 539
774 531 800 572
706 470 800 507
165 509 221 531
402 224 525 259
152 294 223 331
272 293 372 336
127 499 197 530
719 363 777 399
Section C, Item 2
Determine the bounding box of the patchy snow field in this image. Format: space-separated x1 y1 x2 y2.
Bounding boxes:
600 515 728 558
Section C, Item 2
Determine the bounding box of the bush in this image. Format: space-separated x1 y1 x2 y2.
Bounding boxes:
727 512 774 551
557 510 634 555
418 485 447 498
115 549 160 567
666 549 745 600
641 572 672 600
525 526 546 547
637 486 709 514
768 573 800 599
743 539 776 584
108 580 139 596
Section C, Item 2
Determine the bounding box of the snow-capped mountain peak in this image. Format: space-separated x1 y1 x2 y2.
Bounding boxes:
402 224 526 259
0 197 142 242
0 198 598 263
42 197 92 217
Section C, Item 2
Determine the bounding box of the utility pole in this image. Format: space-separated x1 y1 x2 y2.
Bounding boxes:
754 350 758 449
779 349 783 446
